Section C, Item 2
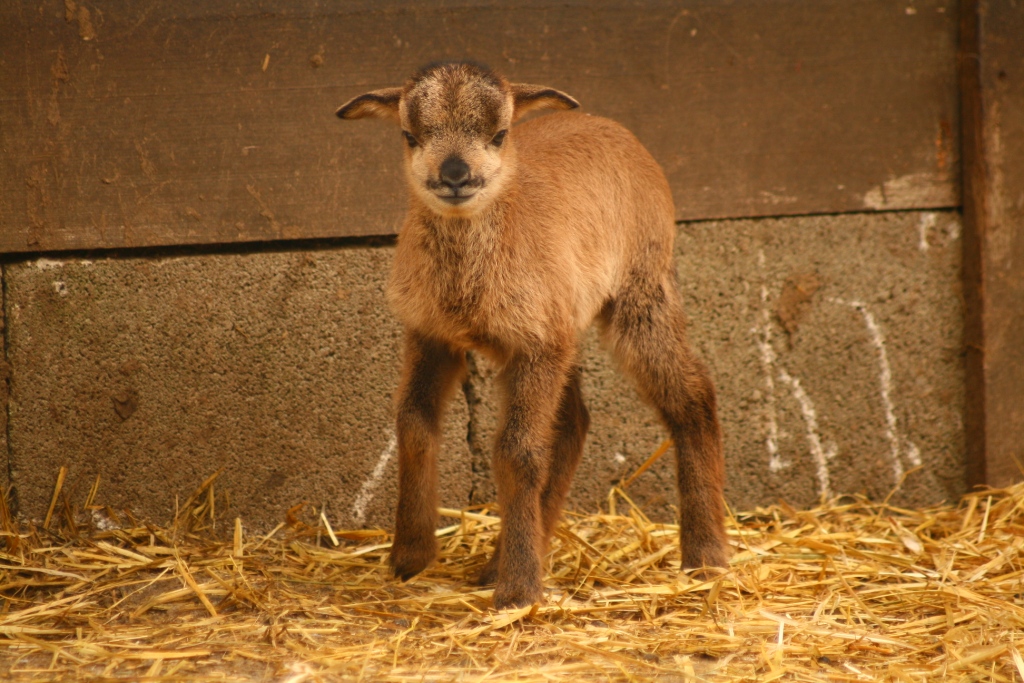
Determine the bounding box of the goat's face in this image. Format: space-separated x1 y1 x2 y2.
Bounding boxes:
399 65 513 217
337 62 579 218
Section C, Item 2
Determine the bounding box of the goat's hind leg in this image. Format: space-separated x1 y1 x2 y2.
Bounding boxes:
390 333 466 581
539 366 589 551
604 281 728 570
474 365 589 587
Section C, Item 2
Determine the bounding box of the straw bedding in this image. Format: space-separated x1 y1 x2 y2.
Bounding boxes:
1 465 1022 682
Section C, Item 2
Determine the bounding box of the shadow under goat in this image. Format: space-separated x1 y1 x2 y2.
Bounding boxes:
336 61 727 609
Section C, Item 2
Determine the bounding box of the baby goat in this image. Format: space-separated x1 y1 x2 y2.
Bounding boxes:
337 62 727 608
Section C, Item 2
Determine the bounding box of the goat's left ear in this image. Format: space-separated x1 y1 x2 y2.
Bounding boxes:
336 87 403 122
510 84 580 121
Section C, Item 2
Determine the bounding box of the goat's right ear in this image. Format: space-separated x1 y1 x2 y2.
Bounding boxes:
510 83 580 121
335 88 402 122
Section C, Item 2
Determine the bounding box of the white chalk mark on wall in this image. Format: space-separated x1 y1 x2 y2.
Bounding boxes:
776 367 834 498
351 431 398 526
35 258 66 270
752 285 784 472
752 251 836 497
35 258 93 270
918 212 937 252
906 442 922 467
833 298 920 483
944 218 961 242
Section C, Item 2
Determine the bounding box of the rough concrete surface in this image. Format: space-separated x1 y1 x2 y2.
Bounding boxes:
4 248 472 531
3 210 964 531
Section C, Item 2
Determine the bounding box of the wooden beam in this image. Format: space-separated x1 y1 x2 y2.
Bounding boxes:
960 0 1024 487
1 0 959 253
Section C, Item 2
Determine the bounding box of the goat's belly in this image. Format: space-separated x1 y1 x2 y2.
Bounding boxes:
393 286 575 353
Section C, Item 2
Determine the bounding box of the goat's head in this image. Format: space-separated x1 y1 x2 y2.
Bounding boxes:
337 62 578 217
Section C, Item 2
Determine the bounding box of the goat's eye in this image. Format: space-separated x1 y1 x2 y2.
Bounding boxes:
403 131 418 148
491 130 508 147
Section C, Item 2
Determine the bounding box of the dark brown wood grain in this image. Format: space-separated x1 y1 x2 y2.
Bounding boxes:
960 0 1024 488
1 0 959 253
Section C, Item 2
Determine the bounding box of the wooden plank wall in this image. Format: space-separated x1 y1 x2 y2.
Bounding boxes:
1 0 959 253
960 0 1024 488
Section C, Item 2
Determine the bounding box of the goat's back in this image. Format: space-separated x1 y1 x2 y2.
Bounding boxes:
510 110 678 292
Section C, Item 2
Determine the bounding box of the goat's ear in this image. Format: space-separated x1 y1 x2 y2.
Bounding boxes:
336 88 403 122
510 83 580 121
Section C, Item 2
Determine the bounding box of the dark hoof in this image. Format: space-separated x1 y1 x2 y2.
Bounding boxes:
389 537 437 581
395 568 422 582
681 541 729 573
492 580 543 610
472 553 500 587
683 565 727 582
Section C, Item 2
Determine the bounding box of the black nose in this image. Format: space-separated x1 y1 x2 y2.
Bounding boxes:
439 156 471 189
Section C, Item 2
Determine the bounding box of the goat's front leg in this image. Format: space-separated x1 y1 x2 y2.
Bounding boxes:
492 348 573 608
473 366 588 588
390 332 466 581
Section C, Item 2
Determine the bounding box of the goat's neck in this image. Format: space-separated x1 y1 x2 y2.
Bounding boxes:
419 200 507 256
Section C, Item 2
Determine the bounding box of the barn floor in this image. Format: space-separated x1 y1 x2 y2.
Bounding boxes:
0 471 1022 682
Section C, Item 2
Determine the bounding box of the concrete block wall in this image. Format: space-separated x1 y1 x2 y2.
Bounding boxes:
1 210 964 531
4 247 474 530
